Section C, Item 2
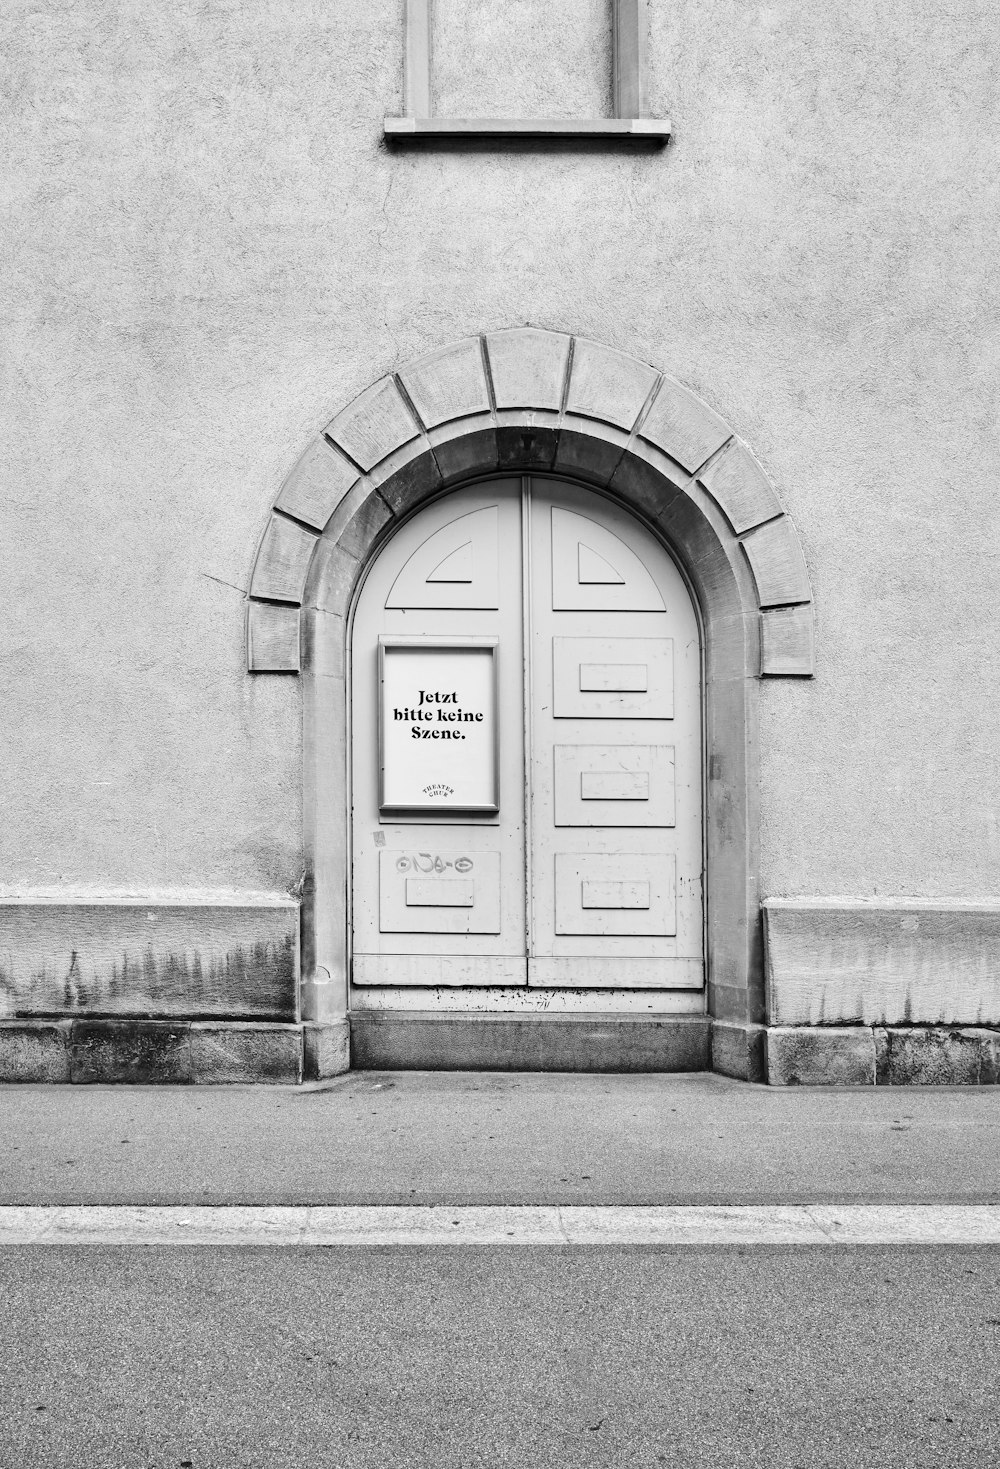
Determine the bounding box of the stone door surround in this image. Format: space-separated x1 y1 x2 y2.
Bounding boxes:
247 328 815 1081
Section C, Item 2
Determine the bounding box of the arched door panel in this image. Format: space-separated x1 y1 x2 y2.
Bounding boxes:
550 506 666 611
526 486 702 990
385 505 501 609
351 481 526 989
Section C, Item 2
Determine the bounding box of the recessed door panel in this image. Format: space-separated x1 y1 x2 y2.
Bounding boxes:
554 854 677 936
378 849 501 934
551 507 666 611
553 637 674 719
553 744 675 827
386 505 500 609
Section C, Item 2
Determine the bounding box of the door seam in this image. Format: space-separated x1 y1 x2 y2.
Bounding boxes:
520 475 534 976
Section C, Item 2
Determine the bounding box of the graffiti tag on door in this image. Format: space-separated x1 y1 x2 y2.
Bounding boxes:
395 854 474 874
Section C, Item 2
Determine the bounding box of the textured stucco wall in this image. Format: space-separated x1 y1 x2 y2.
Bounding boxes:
434 0 612 118
2 0 999 901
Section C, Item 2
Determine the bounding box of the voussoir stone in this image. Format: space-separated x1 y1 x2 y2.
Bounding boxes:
250 515 320 603
638 377 731 472
307 537 364 616
275 438 360 531
565 338 659 430
760 604 814 677
740 516 811 608
699 439 782 535
399 338 491 427
247 602 300 673
485 328 571 411
335 491 394 561
327 376 419 471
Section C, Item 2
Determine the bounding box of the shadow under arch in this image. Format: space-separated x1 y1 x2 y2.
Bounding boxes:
246 329 815 1079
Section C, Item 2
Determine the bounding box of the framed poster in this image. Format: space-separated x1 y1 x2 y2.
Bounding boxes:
379 637 499 812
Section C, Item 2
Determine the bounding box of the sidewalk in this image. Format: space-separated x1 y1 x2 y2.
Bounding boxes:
3 1070 1000 1207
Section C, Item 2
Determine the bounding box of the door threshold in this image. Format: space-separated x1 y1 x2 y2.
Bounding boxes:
349 1010 711 1073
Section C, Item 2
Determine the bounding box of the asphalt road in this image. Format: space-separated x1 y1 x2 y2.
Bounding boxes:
4 1072 1000 1206
2 1243 1000 1469
4 1073 1000 1467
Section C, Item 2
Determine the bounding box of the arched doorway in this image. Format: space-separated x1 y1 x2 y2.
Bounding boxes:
248 328 815 1077
349 476 703 1015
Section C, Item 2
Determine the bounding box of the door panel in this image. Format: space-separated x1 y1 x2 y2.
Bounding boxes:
552 637 675 719
552 744 675 827
525 956 704 989
554 854 677 936
352 955 528 988
351 482 525 987
377 849 502 934
527 483 702 990
551 507 666 611
385 505 500 609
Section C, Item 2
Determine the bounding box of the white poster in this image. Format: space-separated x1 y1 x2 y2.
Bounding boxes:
379 639 498 811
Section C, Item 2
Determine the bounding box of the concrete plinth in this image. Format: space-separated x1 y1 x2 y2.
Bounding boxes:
349 1012 711 1073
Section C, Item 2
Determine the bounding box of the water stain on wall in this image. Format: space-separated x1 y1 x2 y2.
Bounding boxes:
0 904 298 1021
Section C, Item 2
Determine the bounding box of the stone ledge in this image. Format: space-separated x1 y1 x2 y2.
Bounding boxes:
0 1021 72 1083
70 1020 192 1084
0 1021 306 1085
384 117 671 143
190 1023 302 1085
765 1024 1000 1086
11 1016 997 1085
874 1026 995 1086
766 1026 876 1086
765 899 1000 1026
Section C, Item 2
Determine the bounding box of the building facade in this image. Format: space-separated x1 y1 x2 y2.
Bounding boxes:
3 1 999 1084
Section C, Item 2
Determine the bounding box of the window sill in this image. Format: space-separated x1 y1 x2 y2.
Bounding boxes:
383 116 671 144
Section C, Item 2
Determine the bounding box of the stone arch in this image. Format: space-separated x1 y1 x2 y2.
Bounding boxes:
246 328 815 1080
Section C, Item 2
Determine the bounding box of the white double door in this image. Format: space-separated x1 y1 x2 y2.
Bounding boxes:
350 477 703 1000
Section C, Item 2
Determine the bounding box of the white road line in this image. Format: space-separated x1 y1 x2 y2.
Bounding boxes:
1 1205 1000 1246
